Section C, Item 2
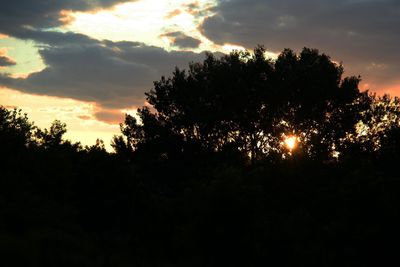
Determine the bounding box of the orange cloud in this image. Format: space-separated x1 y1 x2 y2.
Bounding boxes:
165 9 182 19
59 10 76 25
78 115 92 120
0 48 8 56
9 73 29 79
94 109 125 125
377 83 400 97
5 105 17 109
359 78 400 98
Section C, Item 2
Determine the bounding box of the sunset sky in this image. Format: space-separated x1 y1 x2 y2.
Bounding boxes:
1 0 399 149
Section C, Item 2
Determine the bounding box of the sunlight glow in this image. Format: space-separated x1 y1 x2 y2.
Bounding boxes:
60 0 284 56
284 135 298 151
63 0 218 52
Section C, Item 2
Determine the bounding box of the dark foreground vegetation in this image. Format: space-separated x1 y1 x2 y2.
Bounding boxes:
2 47 400 266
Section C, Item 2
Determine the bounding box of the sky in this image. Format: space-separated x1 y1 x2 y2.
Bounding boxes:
1 0 399 149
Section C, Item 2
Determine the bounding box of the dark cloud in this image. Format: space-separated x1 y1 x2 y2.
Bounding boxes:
0 30 207 109
174 35 202 49
0 0 134 36
0 55 16 67
12 30 97 47
162 31 202 49
201 0 400 91
0 0 208 122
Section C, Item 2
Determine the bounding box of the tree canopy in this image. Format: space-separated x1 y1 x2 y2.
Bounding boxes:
114 47 372 163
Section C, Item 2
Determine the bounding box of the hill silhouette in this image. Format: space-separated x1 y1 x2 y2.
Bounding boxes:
1 47 400 266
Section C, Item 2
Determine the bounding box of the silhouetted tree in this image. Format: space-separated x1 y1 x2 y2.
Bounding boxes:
36 119 67 147
116 47 364 162
0 107 35 150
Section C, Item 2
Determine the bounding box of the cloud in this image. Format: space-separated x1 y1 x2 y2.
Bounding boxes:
0 48 16 67
201 0 400 92
0 0 135 36
0 56 16 67
165 9 183 19
174 35 202 49
161 31 202 49
78 115 92 121
184 1 215 17
94 110 125 124
0 30 207 109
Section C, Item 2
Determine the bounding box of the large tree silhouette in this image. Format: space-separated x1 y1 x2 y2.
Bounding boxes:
115 47 365 162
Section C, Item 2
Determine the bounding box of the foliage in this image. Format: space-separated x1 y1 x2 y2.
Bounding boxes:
0 107 35 150
115 47 365 163
2 47 400 266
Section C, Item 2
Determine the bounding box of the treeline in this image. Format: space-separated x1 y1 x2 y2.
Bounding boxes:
2 47 400 266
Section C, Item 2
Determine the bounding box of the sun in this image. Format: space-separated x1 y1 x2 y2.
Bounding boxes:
284 136 298 151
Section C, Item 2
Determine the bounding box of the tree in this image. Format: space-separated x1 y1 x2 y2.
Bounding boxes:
35 120 82 152
115 47 364 162
0 106 36 155
36 120 67 148
270 48 365 159
352 94 400 157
